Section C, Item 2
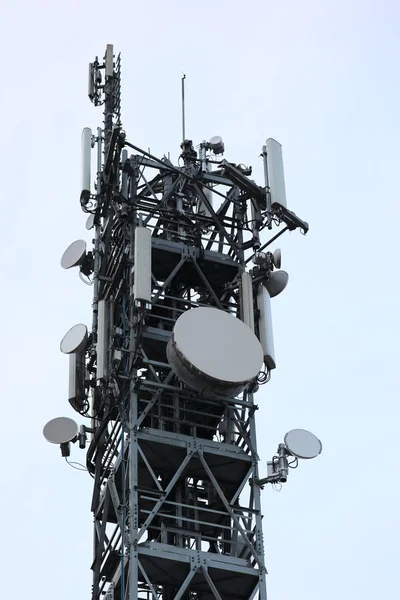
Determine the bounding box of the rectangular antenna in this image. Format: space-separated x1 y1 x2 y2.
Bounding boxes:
257 284 276 369
88 63 95 100
105 44 114 78
133 226 152 304
266 138 287 209
68 352 86 412
97 300 109 381
241 272 255 332
81 127 92 203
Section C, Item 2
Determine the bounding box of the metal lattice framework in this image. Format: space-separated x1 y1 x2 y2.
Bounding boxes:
64 44 308 600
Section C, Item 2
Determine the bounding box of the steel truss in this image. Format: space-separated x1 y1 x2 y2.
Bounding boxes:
79 45 305 600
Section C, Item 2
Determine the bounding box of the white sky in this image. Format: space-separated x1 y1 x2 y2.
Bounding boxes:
0 1 399 598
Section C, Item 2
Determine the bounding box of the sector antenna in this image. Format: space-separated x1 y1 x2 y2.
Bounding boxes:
43 43 321 600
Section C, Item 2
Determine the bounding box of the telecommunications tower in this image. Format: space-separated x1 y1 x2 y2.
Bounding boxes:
44 44 321 600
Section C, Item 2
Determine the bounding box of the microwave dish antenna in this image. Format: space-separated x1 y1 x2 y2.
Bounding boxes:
61 240 87 270
167 307 263 396
60 324 88 355
263 270 289 298
43 417 78 445
284 429 322 460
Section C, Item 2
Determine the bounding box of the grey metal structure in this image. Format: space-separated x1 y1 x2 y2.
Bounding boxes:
56 44 311 600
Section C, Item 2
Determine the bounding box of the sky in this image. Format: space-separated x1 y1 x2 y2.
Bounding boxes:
0 0 399 598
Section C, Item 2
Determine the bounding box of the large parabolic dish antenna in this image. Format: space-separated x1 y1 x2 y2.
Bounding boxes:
167 307 263 396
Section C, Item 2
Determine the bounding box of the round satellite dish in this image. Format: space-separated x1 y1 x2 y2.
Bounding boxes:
167 307 263 396
43 417 78 444
209 136 225 155
61 240 87 269
263 270 289 298
60 323 88 354
86 214 95 230
273 249 282 269
284 429 322 460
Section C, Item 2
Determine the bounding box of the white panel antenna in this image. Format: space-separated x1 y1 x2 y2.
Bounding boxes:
257 284 276 370
88 63 95 100
97 299 109 382
241 272 255 332
105 44 114 78
266 138 287 209
68 352 86 413
81 128 92 204
198 142 214 217
133 226 152 304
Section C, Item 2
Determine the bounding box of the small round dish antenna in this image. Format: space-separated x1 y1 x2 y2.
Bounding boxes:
86 214 95 230
284 429 322 459
60 323 88 354
43 417 78 444
273 249 282 269
167 307 263 396
264 270 289 298
61 240 87 270
209 136 225 155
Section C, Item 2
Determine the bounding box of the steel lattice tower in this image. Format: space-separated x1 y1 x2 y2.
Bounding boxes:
49 44 311 600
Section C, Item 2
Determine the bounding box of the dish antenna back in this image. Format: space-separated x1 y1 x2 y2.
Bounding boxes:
61 240 87 269
60 240 93 276
263 270 289 298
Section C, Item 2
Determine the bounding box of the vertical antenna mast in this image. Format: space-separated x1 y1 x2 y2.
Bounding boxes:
181 73 186 142
45 43 321 600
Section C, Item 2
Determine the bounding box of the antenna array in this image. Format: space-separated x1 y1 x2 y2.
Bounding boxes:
44 44 321 600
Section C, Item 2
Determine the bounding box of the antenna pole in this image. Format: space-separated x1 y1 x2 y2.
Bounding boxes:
181 73 186 142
